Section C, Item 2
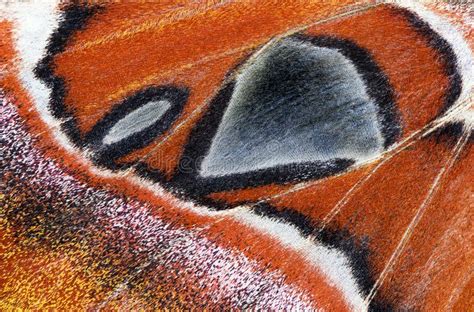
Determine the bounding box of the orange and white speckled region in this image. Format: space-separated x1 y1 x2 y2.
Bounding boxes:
1 1 473 311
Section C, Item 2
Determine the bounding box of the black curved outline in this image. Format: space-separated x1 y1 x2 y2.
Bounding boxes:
34 3 104 146
84 86 189 167
34 4 189 171
30 4 465 308
170 35 399 198
252 203 394 312
390 5 462 115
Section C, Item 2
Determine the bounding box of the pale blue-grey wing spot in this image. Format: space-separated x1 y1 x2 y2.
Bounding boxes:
199 38 384 178
102 100 171 146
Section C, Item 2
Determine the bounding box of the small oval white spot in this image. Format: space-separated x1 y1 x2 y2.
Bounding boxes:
102 100 171 145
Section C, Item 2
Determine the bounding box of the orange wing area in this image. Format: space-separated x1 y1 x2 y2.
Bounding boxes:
54 1 356 131
386 138 473 311
327 127 473 308
304 5 450 134
2 1 473 310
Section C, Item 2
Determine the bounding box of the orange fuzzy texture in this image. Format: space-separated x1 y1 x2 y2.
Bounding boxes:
2 2 473 310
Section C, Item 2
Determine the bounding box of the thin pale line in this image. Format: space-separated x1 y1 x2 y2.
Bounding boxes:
69 43 253 131
105 3 379 105
319 162 385 231
274 2 380 40
62 0 234 54
59 3 380 116
174 103 470 230
65 2 378 56
363 124 471 308
315 130 422 233
251 119 433 212
251 97 472 210
106 43 255 104
445 268 474 311
53 4 378 180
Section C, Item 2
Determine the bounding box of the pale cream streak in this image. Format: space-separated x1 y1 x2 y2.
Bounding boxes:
68 46 249 126
63 1 376 56
262 125 425 232
404 205 473 309
91 4 379 105
316 113 465 230
363 124 472 308
61 0 234 54
8 0 470 308
169 106 471 250
53 6 381 182
445 269 474 311
106 43 256 104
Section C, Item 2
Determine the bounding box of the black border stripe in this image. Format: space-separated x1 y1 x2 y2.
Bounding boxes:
391 5 462 115
34 4 104 146
292 34 402 149
252 203 394 312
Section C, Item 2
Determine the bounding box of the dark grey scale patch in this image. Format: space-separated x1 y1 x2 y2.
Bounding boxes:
199 37 384 178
